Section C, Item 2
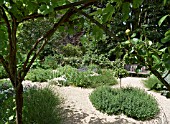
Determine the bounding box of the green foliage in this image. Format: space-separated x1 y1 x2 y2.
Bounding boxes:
0 80 15 123
0 65 8 79
82 53 114 68
144 75 164 91
158 15 169 27
25 68 53 82
51 65 118 88
61 43 83 57
40 55 59 69
62 57 82 68
122 2 130 20
90 86 159 120
0 83 63 123
23 87 62 124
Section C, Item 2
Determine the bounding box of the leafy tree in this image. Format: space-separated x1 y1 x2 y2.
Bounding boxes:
0 0 100 123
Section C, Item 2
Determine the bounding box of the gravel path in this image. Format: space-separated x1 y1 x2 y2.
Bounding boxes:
23 77 170 124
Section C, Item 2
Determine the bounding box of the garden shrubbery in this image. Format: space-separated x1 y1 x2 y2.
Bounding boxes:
0 79 15 123
0 81 62 124
50 65 118 88
90 86 160 120
25 68 53 82
23 87 62 124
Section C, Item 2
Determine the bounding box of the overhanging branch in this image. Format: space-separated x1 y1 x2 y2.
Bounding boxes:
73 8 118 40
19 0 97 23
20 9 73 81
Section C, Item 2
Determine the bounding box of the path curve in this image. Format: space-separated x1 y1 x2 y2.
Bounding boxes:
23 77 170 124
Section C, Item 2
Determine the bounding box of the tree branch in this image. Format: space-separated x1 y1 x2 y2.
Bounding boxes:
0 55 14 86
0 6 12 46
19 0 97 23
20 9 73 81
163 70 170 79
19 2 95 81
73 8 118 40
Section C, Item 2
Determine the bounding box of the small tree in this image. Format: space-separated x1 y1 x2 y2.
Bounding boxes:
0 0 98 123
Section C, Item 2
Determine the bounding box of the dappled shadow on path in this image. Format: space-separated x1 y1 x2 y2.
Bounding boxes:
60 106 136 124
60 106 168 124
61 107 105 124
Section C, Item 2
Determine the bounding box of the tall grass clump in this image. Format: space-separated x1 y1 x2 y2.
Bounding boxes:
23 87 62 124
90 86 159 121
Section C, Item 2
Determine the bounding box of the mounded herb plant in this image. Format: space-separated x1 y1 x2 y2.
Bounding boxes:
90 86 160 121
23 87 62 124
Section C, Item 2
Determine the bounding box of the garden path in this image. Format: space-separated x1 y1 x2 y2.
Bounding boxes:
23 77 170 124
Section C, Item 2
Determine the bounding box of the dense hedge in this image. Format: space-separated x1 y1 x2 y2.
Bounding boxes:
90 86 160 120
26 66 118 88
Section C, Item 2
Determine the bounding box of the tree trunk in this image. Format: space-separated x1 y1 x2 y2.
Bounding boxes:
15 83 23 124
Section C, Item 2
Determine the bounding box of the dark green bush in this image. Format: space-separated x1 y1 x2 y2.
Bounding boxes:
144 75 164 91
90 86 159 120
25 68 53 82
61 43 83 57
40 55 59 69
23 87 62 124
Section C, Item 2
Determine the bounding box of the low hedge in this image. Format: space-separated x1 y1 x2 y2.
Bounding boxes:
90 86 159 121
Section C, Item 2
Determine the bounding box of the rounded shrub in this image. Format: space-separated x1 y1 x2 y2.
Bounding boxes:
25 68 53 82
90 86 160 121
23 87 62 124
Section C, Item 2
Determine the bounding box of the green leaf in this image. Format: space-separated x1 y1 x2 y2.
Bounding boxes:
161 36 170 43
103 3 114 14
131 38 139 44
158 15 169 26
92 25 103 40
133 0 144 8
152 55 161 64
102 4 115 23
131 33 136 38
164 0 167 5
122 2 130 21
102 13 112 23
165 30 170 37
